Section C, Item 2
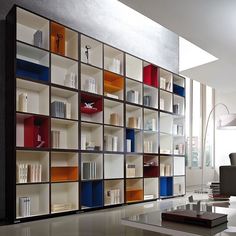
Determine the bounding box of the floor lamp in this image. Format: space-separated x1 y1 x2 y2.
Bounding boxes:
195 103 236 194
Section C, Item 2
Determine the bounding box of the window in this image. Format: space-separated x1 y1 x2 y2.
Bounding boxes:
185 78 215 168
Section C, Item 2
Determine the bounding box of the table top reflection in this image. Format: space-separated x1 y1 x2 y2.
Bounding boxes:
121 203 236 236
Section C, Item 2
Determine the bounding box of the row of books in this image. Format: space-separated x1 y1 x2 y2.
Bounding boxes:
16 163 42 183
51 101 71 119
19 197 31 217
209 182 229 200
82 162 97 180
51 130 60 148
105 189 121 205
52 203 73 213
108 58 121 74
144 140 153 153
173 124 184 136
84 77 97 94
160 77 172 91
104 135 118 152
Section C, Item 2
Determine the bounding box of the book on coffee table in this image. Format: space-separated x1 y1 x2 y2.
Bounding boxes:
162 209 227 228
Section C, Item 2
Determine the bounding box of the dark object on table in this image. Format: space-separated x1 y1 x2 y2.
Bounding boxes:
162 210 227 228
229 153 236 165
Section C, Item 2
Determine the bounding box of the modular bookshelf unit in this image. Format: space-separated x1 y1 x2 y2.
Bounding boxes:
6 5 186 223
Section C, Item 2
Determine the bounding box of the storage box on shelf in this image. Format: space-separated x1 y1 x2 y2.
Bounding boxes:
16 42 49 82
50 22 78 60
126 178 143 203
81 180 103 209
81 64 103 95
51 118 78 150
126 79 142 105
143 155 159 178
126 129 143 153
103 71 124 100
143 63 158 88
104 180 124 206
80 92 103 123
17 8 49 50
51 152 78 182
143 85 158 109
173 95 185 116
160 177 173 197
16 150 49 184
51 86 78 120
16 113 49 148
80 122 103 151
104 154 124 179
51 53 78 89
16 184 49 218
81 153 103 180
16 78 49 116
144 178 159 200
126 155 143 178
159 68 173 92
81 35 103 68
104 99 124 127
51 182 79 213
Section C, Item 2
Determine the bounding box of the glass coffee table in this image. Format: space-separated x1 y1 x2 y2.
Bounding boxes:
121 204 236 236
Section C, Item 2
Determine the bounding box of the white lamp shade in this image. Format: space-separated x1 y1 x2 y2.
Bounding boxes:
218 113 236 129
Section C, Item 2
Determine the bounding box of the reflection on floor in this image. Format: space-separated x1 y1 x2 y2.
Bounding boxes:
1 192 234 236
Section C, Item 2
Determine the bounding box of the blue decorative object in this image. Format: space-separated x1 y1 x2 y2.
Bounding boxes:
160 177 173 196
81 181 103 207
173 84 185 97
16 58 49 82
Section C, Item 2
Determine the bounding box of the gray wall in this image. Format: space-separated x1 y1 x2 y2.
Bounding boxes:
0 0 179 220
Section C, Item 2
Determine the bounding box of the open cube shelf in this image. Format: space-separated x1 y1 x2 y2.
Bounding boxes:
7 6 186 222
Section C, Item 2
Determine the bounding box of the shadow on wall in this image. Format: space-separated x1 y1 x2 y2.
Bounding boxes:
0 20 6 220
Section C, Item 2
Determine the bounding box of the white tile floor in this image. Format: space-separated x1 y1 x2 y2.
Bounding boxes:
1 193 232 236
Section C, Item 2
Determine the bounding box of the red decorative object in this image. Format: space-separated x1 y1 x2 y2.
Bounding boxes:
24 116 49 148
143 65 159 88
80 92 103 114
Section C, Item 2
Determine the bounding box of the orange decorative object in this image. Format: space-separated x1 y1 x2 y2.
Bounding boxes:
51 22 65 55
126 189 143 202
51 167 78 182
104 71 124 93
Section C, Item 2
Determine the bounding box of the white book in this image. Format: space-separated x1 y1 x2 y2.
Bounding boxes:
137 117 141 129
18 93 28 112
65 102 71 119
126 139 131 152
112 136 118 152
134 90 139 104
38 164 42 182
160 77 166 89
160 164 165 176
81 135 86 150
160 98 165 110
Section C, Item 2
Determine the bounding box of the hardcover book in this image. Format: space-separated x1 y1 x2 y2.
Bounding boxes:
162 209 227 228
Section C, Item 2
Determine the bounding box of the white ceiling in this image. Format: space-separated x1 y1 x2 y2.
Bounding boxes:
119 0 236 93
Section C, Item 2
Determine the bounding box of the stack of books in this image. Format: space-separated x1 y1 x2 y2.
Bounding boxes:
106 189 120 205
64 72 77 89
209 182 230 201
51 130 60 148
127 90 139 104
82 162 97 180
52 203 73 213
173 124 184 136
16 163 42 183
104 135 118 152
19 197 31 217
126 164 136 177
51 101 71 119
144 194 154 200
33 30 42 47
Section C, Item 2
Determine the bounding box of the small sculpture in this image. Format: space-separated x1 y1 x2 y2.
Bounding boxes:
84 102 94 109
56 33 63 54
85 45 91 63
